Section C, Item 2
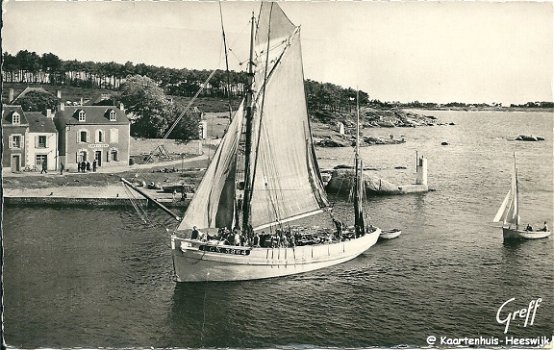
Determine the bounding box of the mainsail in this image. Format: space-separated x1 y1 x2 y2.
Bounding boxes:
248 2 329 229
179 3 329 231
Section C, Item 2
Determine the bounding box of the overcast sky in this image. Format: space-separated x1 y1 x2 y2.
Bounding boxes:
2 1 552 104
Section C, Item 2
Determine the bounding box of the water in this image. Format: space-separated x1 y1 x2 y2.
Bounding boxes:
3 111 553 348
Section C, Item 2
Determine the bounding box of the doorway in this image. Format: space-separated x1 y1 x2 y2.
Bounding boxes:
95 151 102 167
11 155 21 172
36 155 48 170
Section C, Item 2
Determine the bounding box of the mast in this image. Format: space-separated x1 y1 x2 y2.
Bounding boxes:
240 11 257 234
353 90 365 236
512 153 519 226
219 2 233 123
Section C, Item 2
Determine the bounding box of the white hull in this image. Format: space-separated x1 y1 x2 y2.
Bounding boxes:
379 229 402 240
503 227 551 241
171 228 380 282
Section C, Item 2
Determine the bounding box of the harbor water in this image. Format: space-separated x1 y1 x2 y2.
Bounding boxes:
3 111 553 348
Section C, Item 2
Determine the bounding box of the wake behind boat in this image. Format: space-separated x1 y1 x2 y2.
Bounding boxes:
493 154 550 241
169 3 380 282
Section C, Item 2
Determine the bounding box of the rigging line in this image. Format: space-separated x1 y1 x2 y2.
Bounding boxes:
122 183 152 225
219 1 233 122
162 69 217 140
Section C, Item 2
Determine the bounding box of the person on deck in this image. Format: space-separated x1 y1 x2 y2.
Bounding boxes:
191 226 200 240
253 232 261 247
234 229 241 246
525 224 533 231
540 221 548 232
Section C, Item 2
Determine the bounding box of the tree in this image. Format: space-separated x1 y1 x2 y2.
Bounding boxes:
14 91 60 112
120 75 173 138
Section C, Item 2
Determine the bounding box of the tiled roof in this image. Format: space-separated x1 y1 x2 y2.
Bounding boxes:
55 106 130 126
26 112 58 133
2 105 29 125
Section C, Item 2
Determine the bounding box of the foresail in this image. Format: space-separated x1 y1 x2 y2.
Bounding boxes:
248 3 329 228
178 101 245 230
493 190 511 223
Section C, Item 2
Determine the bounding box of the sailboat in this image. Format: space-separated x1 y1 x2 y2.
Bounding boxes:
169 3 381 282
493 154 551 241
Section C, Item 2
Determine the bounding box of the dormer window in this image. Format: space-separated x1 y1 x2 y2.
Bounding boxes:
78 110 86 122
12 112 20 125
109 110 116 121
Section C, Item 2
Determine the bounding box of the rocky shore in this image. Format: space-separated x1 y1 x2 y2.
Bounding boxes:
312 108 452 148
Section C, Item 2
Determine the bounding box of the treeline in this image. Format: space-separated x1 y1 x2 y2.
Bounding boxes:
2 50 372 113
2 50 249 97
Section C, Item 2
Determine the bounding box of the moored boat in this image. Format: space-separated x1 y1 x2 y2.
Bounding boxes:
379 229 402 240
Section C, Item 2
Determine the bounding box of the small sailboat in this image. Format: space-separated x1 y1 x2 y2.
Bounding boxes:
169 3 380 282
493 154 551 241
379 229 402 240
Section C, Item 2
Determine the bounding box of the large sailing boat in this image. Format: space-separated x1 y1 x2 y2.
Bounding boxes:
170 3 380 282
493 154 551 241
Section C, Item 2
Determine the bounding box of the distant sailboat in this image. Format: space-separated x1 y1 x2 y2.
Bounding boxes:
493 154 550 241
169 2 381 282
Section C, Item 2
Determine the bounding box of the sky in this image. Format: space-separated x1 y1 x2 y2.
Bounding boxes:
2 1 553 105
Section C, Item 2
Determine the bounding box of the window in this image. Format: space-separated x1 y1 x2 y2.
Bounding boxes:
37 136 47 148
109 110 116 121
10 135 22 149
80 131 88 142
78 110 86 122
110 128 119 143
110 149 119 161
12 112 20 125
97 130 104 143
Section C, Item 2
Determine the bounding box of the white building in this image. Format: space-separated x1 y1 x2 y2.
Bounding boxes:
26 109 59 171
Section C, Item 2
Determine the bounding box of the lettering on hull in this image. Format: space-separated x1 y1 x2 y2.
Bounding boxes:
198 245 251 256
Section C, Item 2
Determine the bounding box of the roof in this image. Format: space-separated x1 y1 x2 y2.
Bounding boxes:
2 105 29 125
55 106 130 126
26 112 58 133
83 93 115 106
13 86 54 102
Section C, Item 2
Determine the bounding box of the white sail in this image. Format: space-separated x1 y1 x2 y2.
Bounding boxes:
505 155 519 225
247 3 329 228
178 101 245 230
493 189 511 223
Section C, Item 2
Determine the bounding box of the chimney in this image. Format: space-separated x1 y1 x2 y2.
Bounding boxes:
80 97 84 106
119 102 125 113
59 102 65 111
46 109 53 119
56 90 62 99
8 88 14 102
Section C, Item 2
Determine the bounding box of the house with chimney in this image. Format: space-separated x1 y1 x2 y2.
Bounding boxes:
2 105 30 172
26 109 59 171
54 103 130 170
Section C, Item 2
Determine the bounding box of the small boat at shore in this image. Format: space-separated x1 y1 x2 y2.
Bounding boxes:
379 229 402 240
493 154 550 241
